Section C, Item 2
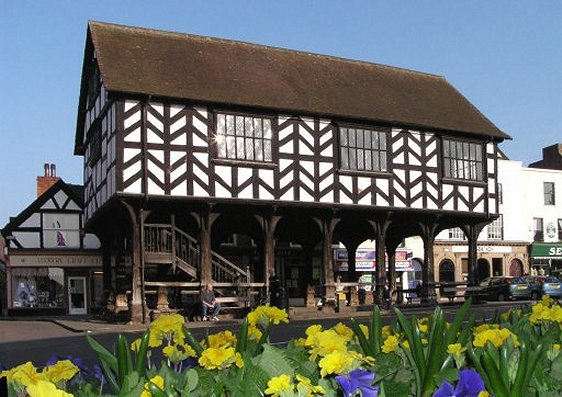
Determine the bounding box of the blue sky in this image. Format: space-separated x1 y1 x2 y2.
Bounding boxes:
1 1 561 226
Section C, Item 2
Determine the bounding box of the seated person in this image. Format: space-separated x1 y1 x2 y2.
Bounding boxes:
200 283 221 321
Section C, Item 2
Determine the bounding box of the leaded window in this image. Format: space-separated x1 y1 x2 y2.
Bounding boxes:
442 139 483 181
339 126 387 172
448 227 466 240
215 113 273 162
533 217 544 242
487 215 503 240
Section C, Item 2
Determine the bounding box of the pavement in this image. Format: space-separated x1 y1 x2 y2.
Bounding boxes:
0 302 443 336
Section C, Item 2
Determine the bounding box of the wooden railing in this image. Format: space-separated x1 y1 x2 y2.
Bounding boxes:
143 223 249 284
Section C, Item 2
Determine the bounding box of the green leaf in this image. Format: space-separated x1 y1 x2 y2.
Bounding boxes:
134 330 151 377
116 334 133 387
350 317 375 357
253 344 295 377
236 318 249 354
86 333 118 372
182 324 205 357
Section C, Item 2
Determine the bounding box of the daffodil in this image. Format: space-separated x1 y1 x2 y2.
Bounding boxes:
447 343 466 355
11 361 44 386
296 374 326 396
207 330 237 348
381 335 399 353
473 328 519 348
198 346 242 370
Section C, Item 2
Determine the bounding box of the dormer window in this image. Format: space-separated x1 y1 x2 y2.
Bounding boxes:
339 126 388 172
215 113 273 162
442 139 483 181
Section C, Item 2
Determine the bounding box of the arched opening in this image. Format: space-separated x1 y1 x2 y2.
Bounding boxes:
477 259 490 282
439 259 455 283
509 259 523 277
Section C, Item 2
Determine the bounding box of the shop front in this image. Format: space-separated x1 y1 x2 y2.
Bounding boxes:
530 243 562 276
7 254 103 315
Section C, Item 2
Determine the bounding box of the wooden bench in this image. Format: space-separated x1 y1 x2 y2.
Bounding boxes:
441 286 485 303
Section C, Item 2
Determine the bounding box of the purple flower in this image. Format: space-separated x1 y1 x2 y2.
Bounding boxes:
434 369 485 397
336 368 379 397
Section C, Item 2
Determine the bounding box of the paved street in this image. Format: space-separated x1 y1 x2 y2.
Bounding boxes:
0 301 528 371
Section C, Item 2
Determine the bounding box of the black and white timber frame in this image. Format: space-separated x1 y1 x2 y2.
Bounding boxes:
74 22 509 323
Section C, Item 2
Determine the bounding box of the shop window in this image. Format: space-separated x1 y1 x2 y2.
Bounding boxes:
215 113 273 162
544 182 555 205
442 139 483 181
533 217 544 242
11 267 64 309
339 126 388 172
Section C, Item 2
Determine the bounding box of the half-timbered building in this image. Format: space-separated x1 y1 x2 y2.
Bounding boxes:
2 164 102 315
74 21 510 322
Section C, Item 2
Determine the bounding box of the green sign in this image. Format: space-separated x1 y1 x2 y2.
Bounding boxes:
531 243 562 259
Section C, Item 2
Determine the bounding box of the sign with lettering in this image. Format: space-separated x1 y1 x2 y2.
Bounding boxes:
334 249 413 272
531 243 562 259
9 255 102 267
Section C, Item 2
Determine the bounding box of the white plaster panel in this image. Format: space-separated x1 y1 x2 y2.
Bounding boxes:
124 111 141 129
214 166 231 186
148 159 165 183
14 232 40 248
147 111 163 132
394 152 405 165
171 180 187 196
376 192 389 206
259 169 274 187
171 163 187 182
280 173 293 190
20 213 40 228
123 147 140 163
147 127 163 144
170 151 184 165
300 117 315 130
300 188 314 202
319 119 331 130
193 153 209 166
148 150 165 164
280 190 294 201
123 161 141 182
487 158 495 173
151 103 164 116
124 100 139 112
171 132 187 146
214 182 231 198
238 168 253 184
319 190 334 203
358 193 372 205
194 106 207 118
238 185 253 199
124 127 141 143
193 117 208 138
41 199 57 210
52 191 68 207
298 140 314 156
279 159 293 172
66 200 81 211
171 115 186 134
192 133 207 148
193 181 209 197
193 164 210 188
147 179 164 195
319 174 334 192
170 104 184 118
259 186 274 200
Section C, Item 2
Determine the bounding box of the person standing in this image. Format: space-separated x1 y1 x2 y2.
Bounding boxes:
200 283 221 321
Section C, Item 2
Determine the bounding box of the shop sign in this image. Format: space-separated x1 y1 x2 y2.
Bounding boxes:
531 243 562 259
451 245 512 254
334 249 413 272
9 255 102 267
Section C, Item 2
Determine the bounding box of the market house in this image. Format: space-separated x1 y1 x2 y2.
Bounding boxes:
74 21 509 322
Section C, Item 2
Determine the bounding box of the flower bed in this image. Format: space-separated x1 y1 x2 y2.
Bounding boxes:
2 297 561 396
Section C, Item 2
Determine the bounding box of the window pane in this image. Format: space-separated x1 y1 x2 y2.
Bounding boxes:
245 117 254 137
236 137 245 159
235 116 244 136
364 130 371 149
380 151 387 171
226 115 235 135
357 149 365 169
263 119 272 139
217 114 226 135
340 128 348 146
357 130 364 147
349 129 356 147
255 140 263 161
341 149 349 169
379 131 386 149
349 148 357 169
264 141 272 161
226 136 236 158
365 151 372 171
246 138 254 160
254 119 262 138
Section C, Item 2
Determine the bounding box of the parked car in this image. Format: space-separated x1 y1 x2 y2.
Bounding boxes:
523 275 562 300
478 276 532 301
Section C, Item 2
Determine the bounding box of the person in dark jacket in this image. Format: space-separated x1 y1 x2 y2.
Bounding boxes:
200 283 221 321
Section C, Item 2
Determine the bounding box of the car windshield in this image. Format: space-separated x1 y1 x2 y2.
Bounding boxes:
545 277 560 283
511 277 525 284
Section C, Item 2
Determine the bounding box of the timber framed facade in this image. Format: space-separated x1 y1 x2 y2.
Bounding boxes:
74 21 510 322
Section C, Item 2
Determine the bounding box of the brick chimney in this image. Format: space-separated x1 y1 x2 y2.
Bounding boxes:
37 163 60 197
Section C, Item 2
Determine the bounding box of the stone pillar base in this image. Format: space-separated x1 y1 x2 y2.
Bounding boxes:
306 285 316 308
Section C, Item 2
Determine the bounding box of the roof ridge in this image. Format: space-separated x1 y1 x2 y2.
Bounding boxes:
88 20 445 80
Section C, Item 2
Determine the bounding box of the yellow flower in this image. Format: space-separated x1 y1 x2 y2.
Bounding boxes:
149 314 185 347
478 391 490 397
26 380 74 397
381 325 394 339
42 360 79 383
131 338 142 352
332 322 354 341
308 330 348 361
447 343 466 356
248 325 263 341
247 304 289 327
140 375 165 397
162 344 194 363
417 318 429 333
198 346 237 370
207 330 237 348
402 340 410 349
358 324 369 339
296 374 326 396
11 362 44 386
473 328 519 348
318 350 354 377
381 335 399 353
265 374 293 396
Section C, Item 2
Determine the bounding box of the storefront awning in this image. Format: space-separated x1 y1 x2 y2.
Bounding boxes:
531 243 562 259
